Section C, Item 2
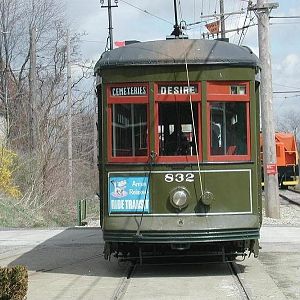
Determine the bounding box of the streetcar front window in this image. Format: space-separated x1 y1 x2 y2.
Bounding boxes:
158 102 198 156
210 102 247 156
112 104 147 157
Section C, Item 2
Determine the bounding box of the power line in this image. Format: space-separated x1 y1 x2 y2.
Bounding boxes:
271 21 300 25
119 0 173 25
238 7 250 45
232 0 244 43
187 10 245 26
270 16 300 19
81 39 106 44
274 94 300 99
273 90 300 94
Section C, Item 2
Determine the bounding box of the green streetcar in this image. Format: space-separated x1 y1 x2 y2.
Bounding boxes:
94 38 262 262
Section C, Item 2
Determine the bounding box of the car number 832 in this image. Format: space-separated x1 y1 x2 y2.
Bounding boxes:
164 173 195 183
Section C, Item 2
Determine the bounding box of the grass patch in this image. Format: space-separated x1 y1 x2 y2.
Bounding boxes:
0 198 45 227
0 196 77 227
0 195 99 228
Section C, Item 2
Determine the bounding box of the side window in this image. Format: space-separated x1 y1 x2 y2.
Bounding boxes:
112 104 147 157
210 102 247 156
207 81 250 161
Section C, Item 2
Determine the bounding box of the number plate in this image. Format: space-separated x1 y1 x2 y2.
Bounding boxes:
164 173 195 183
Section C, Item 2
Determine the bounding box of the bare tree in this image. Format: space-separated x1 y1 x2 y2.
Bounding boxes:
0 0 96 225
277 110 300 149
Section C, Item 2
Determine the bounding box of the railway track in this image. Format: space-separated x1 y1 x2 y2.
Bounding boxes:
111 262 136 300
279 189 300 206
288 188 300 195
229 262 252 300
110 260 253 300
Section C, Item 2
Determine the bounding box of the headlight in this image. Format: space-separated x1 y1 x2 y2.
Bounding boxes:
201 190 214 206
170 188 189 209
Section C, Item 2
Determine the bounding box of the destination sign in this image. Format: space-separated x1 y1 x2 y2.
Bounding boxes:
158 84 198 95
111 86 147 97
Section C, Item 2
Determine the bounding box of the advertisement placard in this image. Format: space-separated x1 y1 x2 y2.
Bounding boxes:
109 176 150 213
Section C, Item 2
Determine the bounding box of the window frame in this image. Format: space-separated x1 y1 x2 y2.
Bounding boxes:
154 82 202 163
107 83 149 163
207 81 251 162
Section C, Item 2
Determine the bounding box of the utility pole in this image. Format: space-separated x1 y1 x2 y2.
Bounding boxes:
67 29 73 197
219 0 226 39
100 0 118 50
29 26 37 152
255 0 280 218
93 88 98 181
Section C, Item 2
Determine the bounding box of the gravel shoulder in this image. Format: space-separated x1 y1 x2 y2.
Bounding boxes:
262 188 300 226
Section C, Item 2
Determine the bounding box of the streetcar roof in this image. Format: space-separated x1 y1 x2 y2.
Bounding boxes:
94 39 259 72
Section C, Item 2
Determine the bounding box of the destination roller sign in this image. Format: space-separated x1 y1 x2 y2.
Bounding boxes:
158 84 198 95
111 86 147 97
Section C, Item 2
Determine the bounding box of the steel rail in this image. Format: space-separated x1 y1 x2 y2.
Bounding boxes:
279 190 300 207
111 262 136 300
228 262 252 300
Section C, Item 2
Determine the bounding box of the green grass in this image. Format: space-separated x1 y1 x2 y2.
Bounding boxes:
0 198 44 227
0 197 75 228
0 196 99 228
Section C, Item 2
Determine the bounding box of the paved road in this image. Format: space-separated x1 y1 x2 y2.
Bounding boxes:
260 226 300 299
0 226 299 299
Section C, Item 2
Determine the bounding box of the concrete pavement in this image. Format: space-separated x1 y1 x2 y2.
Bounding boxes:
0 226 299 299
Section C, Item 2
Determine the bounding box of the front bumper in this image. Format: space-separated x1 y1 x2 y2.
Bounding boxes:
103 228 260 243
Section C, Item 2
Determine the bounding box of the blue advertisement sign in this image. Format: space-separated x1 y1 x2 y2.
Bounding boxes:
109 176 150 213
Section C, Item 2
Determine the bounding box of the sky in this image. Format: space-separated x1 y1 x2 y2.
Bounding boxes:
65 0 300 123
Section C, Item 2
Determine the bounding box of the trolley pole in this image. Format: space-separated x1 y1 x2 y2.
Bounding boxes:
256 0 280 218
171 0 181 37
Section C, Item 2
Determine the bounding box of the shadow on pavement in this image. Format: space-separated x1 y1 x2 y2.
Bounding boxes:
8 228 248 279
8 228 127 278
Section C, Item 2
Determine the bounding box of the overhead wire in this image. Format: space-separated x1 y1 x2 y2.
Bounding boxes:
239 15 256 45
119 0 173 25
177 0 183 25
232 0 244 43
271 21 300 25
273 90 300 94
270 16 300 19
238 2 250 45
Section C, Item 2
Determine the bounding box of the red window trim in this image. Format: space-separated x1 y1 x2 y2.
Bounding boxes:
207 81 249 102
107 83 150 163
154 82 201 102
154 102 202 163
206 81 251 162
207 102 251 162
